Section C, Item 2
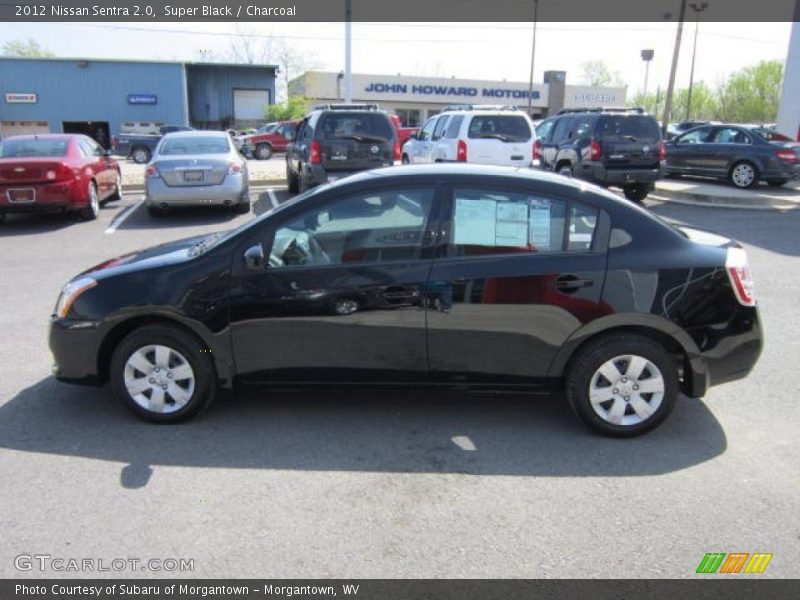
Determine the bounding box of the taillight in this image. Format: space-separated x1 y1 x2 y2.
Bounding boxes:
228 162 242 175
726 247 756 307
589 140 602 161
145 165 159 178
310 140 321 164
457 140 468 162
46 170 57 180
48 163 73 182
393 140 401 162
533 139 541 161
775 149 797 163
658 141 667 161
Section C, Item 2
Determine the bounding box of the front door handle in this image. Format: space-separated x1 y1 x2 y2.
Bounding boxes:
553 276 594 293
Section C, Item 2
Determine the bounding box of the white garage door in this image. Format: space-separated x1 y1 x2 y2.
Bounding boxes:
234 89 270 120
0 121 50 139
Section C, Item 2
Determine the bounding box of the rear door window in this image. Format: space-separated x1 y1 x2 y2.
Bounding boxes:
535 119 555 141
599 116 660 142
445 115 464 139
432 115 450 141
713 128 751 144
467 116 532 142
551 117 574 144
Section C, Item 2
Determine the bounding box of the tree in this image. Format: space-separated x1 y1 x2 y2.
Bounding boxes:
1 38 54 58
272 39 319 101
265 96 311 121
579 60 626 88
717 60 783 123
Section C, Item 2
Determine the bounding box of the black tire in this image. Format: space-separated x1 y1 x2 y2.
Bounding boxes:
79 182 99 221
766 179 788 187
108 170 123 201
298 173 309 194
557 163 573 177
110 324 217 423
235 199 250 214
132 146 151 164
729 161 759 189
286 163 300 194
255 143 273 160
147 204 163 217
401 154 410 165
565 334 679 437
0 213 5 224
623 184 651 203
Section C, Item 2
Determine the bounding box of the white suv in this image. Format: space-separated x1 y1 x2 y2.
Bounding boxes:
401 106 537 167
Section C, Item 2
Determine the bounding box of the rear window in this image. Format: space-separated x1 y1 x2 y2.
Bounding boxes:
159 136 230 155
599 116 660 141
317 113 395 141
0 139 69 158
467 115 532 142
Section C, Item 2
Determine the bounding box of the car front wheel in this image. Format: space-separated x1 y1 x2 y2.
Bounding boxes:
729 161 759 189
110 324 216 423
565 334 678 437
132 147 151 164
255 144 273 160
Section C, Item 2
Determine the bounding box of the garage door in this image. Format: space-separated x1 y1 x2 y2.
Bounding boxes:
234 89 270 120
0 121 50 139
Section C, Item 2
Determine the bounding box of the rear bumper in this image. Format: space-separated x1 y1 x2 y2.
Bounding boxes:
303 165 362 186
0 181 80 212
577 163 664 186
145 175 248 207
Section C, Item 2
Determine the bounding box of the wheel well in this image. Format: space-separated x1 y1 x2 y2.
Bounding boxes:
561 326 689 384
555 159 572 172
96 316 213 383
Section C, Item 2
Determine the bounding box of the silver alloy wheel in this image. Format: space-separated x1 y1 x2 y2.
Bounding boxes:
123 344 195 414
334 299 359 315
133 148 149 163
588 354 665 427
116 172 123 197
88 183 99 217
731 163 755 188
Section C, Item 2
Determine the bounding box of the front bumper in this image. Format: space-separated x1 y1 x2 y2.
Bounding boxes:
49 317 104 385
577 163 664 186
145 175 248 207
0 181 80 213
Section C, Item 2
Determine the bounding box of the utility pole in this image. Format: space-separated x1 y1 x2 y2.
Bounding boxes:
686 2 709 121
661 0 688 137
526 0 539 117
344 0 352 103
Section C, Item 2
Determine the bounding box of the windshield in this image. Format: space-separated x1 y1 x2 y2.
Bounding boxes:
159 136 230 155
467 115 532 142
0 139 69 157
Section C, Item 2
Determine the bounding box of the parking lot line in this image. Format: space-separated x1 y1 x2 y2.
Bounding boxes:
267 189 279 208
105 197 145 235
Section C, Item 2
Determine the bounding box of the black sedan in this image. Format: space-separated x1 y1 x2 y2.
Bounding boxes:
664 124 799 188
49 165 762 437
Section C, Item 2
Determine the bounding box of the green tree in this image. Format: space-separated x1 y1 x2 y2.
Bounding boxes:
579 60 626 87
265 96 310 121
1 38 54 58
672 82 719 121
717 60 783 123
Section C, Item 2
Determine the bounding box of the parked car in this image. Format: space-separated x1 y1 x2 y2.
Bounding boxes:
286 104 399 193
144 130 249 216
536 108 665 202
245 120 298 160
666 120 716 140
49 164 761 436
0 134 121 223
389 114 420 148
402 105 535 167
112 125 195 164
664 124 800 188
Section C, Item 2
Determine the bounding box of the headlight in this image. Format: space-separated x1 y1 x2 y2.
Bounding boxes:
55 277 97 318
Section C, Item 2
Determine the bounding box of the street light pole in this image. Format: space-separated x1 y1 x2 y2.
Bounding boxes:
641 49 654 99
526 0 539 118
661 0 688 138
686 2 709 121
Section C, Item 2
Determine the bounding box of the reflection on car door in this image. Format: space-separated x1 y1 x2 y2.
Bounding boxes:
425 184 609 386
410 117 437 164
229 185 442 383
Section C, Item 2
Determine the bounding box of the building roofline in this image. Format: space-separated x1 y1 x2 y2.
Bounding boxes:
0 56 278 69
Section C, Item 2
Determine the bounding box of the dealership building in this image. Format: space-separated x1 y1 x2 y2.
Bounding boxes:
0 57 277 145
289 70 627 126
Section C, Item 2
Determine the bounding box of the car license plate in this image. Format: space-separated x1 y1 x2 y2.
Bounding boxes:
184 170 204 182
7 188 35 203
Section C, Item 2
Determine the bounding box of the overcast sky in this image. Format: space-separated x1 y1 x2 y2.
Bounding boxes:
0 21 791 95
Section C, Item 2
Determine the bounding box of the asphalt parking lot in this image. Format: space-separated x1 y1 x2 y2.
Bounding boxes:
0 191 798 578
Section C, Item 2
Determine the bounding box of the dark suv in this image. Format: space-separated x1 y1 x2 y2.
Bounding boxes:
536 108 665 202
285 104 400 194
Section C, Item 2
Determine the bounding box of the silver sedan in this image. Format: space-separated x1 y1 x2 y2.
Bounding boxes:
144 131 249 216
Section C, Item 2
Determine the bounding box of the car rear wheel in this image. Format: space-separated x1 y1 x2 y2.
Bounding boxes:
255 143 273 160
80 182 99 221
108 171 123 201
147 204 163 217
622 184 651 203
110 324 216 423
729 161 759 189
132 147 151 164
235 199 250 214
557 163 573 177
766 179 788 187
565 334 678 437
286 164 299 194
401 154 410 165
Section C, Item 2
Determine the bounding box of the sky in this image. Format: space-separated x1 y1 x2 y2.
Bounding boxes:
0 21 791 98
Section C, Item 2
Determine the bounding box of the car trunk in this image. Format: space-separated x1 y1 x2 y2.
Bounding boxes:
467 114 533 166
598 116 661 169
0 159 67 185
155 157 230 187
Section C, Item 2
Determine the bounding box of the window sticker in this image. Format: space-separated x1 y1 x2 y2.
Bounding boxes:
495 200 529 246
453 197 497 246
529 199 552 247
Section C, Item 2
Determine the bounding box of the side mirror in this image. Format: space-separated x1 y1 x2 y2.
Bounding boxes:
243 244 265 270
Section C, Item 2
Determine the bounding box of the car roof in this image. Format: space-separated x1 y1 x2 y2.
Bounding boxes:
161 130 228 138
1 134 77 142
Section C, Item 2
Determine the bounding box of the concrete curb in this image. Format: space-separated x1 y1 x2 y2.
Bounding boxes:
123 178 287 194
650 188 800 211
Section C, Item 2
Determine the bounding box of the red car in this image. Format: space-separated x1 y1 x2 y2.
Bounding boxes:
246 121 299 160
389 114 420 148
0 134 121 223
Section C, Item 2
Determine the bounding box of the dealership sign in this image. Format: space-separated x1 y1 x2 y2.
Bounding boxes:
5 93 37 104
128 94 158 105
364 82 540 100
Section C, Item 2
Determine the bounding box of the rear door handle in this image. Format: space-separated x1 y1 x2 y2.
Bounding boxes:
553 276 594 292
